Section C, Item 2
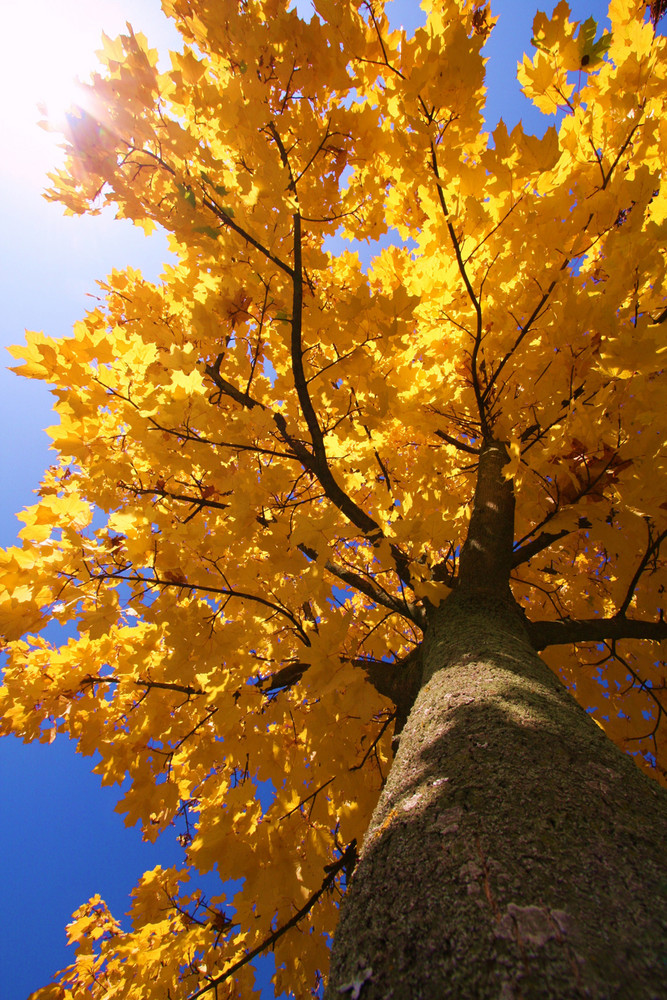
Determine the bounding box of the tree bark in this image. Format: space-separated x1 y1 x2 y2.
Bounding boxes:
325 442 667 998
325 593 667 999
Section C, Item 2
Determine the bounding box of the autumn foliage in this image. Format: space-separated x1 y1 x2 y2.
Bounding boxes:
1 0 666 996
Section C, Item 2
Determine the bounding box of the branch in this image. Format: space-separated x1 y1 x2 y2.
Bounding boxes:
287 209 381 537
601 641 666 757
263 121 333 475
87 567 311 645
597 119 644 191
617 525 667 618
511 518 592 568
203 186 381 538
148 419 299 461
120 482 232 523
201 362 316 468
350 711 396 773
513 447 625 552
259 660 309 693
185 840 358 1000
79 675 205 697
482 259 569 407
200 189 294 278
358 646 423 736
205 356 265 410
434 429 481 455
484 118 645 412
278 776 335 821
259 648 424 729
289 211 328 467
428 138 488 437
527 616 667 651
297 543 422 624
365 0 404 77
98 374 298 462
123 144 294 277
430 545 458 588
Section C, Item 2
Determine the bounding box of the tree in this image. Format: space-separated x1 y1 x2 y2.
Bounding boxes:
2 0 667 995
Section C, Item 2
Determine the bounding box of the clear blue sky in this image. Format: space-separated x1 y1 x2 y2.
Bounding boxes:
0 1 613 996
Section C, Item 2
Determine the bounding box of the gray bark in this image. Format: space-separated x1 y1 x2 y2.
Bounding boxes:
325 594 667 999
325 441 667 998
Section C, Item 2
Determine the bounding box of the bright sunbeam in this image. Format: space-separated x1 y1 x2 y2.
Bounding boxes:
0 0 179 186
2 2 103 183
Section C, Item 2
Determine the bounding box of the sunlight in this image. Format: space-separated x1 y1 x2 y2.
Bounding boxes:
0 0 179 186
2 2 103 181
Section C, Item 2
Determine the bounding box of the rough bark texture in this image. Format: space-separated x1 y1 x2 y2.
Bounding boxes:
326 440 667 997
325 593 667 998
457 440 515 595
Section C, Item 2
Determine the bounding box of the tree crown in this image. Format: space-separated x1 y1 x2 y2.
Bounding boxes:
1 1 666 996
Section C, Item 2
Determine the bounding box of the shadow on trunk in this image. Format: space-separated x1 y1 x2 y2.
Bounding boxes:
325 598 667 999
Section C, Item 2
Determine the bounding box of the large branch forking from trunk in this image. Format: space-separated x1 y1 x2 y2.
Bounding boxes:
527 615 667 650
511 521 591 568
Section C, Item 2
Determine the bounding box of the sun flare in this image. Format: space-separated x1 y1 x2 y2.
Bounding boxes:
1 0 177 185
6 5 98 125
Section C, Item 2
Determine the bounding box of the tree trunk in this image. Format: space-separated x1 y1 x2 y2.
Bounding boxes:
326 433 667 998
325 592 667 998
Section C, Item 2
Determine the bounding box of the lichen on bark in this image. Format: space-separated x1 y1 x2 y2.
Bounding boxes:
326 594 667 998
325 442 667 999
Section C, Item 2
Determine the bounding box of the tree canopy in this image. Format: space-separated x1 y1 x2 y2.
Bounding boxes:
1 0 666 997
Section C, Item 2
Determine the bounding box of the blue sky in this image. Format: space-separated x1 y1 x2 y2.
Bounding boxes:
0 0 613 996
